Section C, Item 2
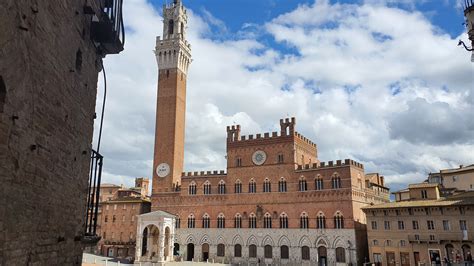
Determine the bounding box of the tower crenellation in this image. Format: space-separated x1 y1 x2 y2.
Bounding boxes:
226 125 241 142
280 117 296 136
295 159 365 171
225 118 316 148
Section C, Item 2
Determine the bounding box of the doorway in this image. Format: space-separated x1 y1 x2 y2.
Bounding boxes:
108 248 114 257
386 252 396 266
400 252 410 266
414 252 420 266
429 249 441 265
446 244 454 262
202 243 210 261
186 243 194 261
318 246 327 266
173 243 180 256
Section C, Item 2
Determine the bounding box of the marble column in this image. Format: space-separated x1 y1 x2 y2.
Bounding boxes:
158 234 165 262
135 234 143 262
147 229 153 259
169 234 175 261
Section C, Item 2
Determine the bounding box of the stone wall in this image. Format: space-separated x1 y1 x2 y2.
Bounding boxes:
174 228 358 265
0 0 104 264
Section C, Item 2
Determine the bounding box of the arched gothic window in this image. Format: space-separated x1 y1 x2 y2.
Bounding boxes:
277 153 284 163
175 216 181 228
218 180 226 194
202 213 210 228
217 243 225 257
315 176 324 190
234 213 242 228
217 213 225 228
249 244 257 258
264 245 272 259
334 211 344 229
336 247 346 262
279 177 287 192
302 246 310 260
300 212 309 229
249 213 257 228
203 181 211 195
188 181 196 195
280 213 289 228
249 179 256 193
332 174 342 189
234 244 242 257
280 245 289 259
299 176 308 191
264 213 272 228
187 214 195 228
263 178 271 192
234 179 242 193
317 212 326 229
168 19 174 35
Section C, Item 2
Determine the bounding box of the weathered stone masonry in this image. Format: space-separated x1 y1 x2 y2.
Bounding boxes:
0 1 106 265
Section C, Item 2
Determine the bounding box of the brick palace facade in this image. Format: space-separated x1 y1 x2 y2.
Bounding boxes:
134 1 390 265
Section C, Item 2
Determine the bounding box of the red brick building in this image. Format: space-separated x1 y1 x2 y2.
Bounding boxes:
97 178 151 261
135 1 389 265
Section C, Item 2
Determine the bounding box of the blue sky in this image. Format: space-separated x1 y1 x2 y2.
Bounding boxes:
151 0 467 40
97 0 473 191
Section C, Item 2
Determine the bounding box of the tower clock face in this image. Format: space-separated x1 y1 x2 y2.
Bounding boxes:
156 163 170 178
252 150 267 166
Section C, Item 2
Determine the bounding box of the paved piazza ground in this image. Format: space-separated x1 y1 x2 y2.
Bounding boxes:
82 253 229 266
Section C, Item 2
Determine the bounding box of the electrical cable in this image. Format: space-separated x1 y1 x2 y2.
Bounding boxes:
96 59 107 154
120 0 125 46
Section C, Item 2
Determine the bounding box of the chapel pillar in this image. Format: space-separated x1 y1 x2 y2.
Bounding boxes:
158 234 166 261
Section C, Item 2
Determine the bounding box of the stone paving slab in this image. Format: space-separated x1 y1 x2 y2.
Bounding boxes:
82 253 229 266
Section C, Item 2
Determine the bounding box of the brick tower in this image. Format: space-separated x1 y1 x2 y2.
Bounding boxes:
152 0 191 194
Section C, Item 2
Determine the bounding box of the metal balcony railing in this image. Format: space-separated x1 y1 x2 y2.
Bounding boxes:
90 0 125 55
408 232 472 243
83 149 103 244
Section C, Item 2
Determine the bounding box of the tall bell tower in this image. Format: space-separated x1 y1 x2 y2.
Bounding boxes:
152 0 191 194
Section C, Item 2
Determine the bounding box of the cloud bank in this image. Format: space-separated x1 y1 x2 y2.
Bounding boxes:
94 0 474 189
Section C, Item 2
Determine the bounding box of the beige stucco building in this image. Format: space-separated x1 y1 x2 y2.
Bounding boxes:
428 164 474 194
363 184 474 265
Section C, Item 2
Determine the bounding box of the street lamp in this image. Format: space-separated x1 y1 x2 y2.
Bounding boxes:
459 0 474 61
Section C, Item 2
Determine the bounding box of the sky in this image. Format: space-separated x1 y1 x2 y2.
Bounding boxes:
94 0 474 193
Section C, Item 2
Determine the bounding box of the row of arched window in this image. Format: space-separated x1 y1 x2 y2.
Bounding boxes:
180 243 346 262
188 176 343 195
177 212 345 229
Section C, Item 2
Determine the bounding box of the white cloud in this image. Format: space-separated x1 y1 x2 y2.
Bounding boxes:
93 0 474 189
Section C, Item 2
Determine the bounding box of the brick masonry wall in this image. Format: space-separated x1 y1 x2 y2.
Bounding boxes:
152 69 187 194
98 201 151 257
0 0 103 264
152 164 369 232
